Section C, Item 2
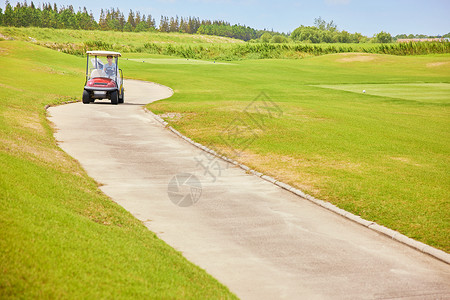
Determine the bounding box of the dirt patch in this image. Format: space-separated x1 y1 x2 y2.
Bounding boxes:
0 47 10 55
210 148 363 197
0 33 12 40
389 156 422 167
3 108 46 135
426 62 450 67
0 137 75 170
235 151 325 195
337 54 376 62
0 82 24 92
159 112 183 122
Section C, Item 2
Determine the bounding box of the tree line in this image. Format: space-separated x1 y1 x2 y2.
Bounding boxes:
1 2 449 43
197 24 259 41
0 1 98 30
0 0 261 39
290 17 366 43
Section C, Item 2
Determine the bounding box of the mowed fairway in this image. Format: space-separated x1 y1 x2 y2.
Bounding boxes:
126 52 450 252
319 82 450 102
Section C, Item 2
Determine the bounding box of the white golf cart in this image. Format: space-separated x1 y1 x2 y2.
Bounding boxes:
83 50 124 105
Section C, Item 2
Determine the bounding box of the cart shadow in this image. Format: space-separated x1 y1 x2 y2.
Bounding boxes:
89 101 144 106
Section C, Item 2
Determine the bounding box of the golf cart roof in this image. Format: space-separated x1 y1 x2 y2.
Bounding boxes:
87 51 121 57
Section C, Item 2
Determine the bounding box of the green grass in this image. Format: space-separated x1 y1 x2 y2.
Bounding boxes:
118 52 450 252
127 56 234 65
318 83 450 102
1 29 450 297
0 26 243 44
0 26 243 55
0 41 236 299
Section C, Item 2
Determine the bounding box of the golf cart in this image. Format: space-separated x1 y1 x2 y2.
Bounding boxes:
83 51 124 105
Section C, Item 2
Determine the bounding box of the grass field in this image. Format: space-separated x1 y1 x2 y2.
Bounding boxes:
318 82 450 102
1 29 449 297
0 26 243 56
0 41 236 298
0 26 242 44
119 52 450 252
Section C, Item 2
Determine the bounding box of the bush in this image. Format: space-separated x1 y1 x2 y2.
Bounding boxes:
41 39 450 61
271 35 288 43
260 32 271 43
375 31 393 43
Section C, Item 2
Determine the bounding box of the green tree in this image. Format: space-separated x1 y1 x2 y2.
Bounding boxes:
395 34 408 40
314 16 326 30
123 22 133 32
351 32 364 43
146 14 156 30
135 16 150 32
376 31 392 43
291 26 321 43
260 32 271 43
159 15 169 32
197 23 257 41
126 10 136 30
98 9 107 30
169 16 179 32
270 35 288 43
337 30 351 43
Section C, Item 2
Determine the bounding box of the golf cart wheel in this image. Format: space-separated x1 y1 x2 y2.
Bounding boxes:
110 91 118 105
82 90 90 104
118 87 124 104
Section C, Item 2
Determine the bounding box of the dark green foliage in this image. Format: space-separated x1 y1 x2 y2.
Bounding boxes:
291 18 363 43
197 23 258 41
271 35 288 43
375 31 393 43
1 1 98 30
0 1 260 40
0 1 156 32
291 25 363 43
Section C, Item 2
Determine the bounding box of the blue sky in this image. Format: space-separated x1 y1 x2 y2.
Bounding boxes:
4 0 450 36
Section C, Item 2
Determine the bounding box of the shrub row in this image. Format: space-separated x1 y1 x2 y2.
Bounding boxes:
45 40 450 60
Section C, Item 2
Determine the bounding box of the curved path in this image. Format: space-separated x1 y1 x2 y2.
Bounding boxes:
48 79 450 299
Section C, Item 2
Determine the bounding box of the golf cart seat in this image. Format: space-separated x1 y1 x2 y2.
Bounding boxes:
91 69 106 78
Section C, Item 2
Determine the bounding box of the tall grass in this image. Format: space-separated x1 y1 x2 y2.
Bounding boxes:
2 27 449 60
139 41 450 60
372 41 450 55
56 40 450 60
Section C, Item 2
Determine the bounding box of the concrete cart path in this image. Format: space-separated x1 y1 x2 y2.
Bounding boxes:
48 79 450 299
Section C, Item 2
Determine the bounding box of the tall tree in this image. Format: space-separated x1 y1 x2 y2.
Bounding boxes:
126 9 136 30
169 16 179 32
159 15 169 32
98 9 107 30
